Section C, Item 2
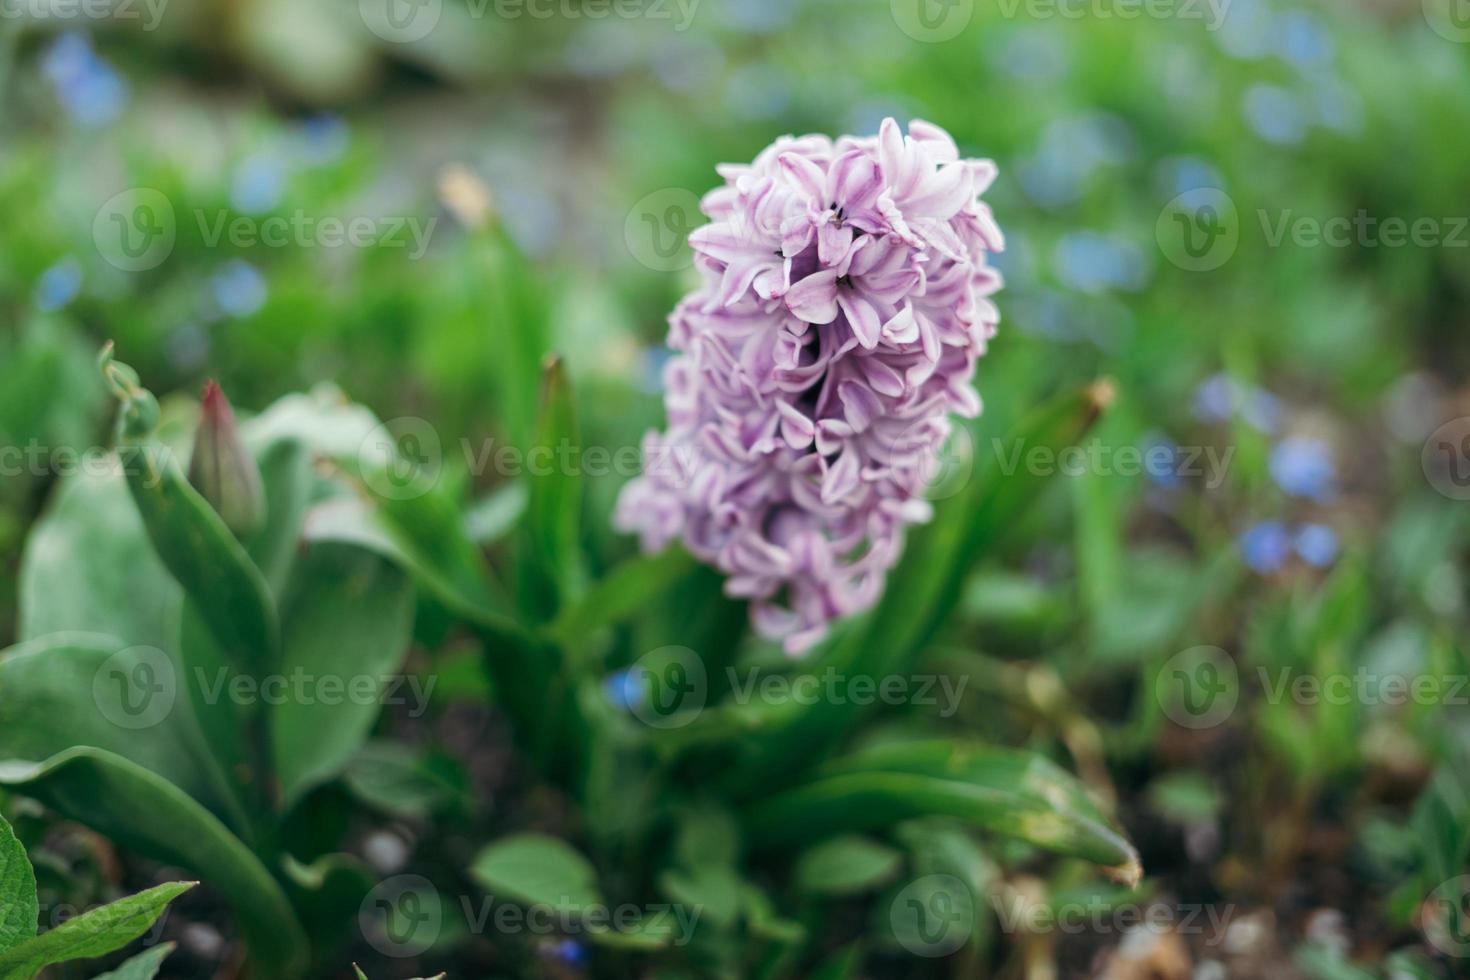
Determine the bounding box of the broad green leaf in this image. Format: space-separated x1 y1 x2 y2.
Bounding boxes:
0 749 307 978
794 836 903 896
746 741 1140 883
116 440 280 677
727 384 1113 786
247 437 314 597
465 482 527 544
18 464 180 651
90 942 175 980
271 543 416 807
344 741 464 820
0 633 245 830
659 866 742 928
0 882 191 980
470 833 602 914
0 813 36 955
548 548 694 649
520 355 584 621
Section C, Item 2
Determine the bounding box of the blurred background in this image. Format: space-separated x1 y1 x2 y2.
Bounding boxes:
2 0 1470 976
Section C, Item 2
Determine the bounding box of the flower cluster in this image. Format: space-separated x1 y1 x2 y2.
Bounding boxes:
616 118 1004 654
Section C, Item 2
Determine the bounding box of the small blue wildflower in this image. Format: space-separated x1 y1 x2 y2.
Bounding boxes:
1294 523 1339 568
210 261 267 318
1275 11 1333 69
1239 521 1292 574
231 153 287 215
603 670 643 711
36 258 83 312
41 33 127 126
1141 435 1181 490
1243 84 1306 145
551 939 588 967
1053 231 1149 294
294 115 349 166
1193 374 1236 424
1269 438 1335 501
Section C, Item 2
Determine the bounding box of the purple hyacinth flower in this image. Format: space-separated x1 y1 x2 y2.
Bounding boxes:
616 119 1004 655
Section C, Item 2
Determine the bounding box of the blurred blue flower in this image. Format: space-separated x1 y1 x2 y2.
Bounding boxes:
1243 84 1307 145
1269 437 1335 501
994 27 1071 82
1192 374 1236 424
1192 374 1281 433
1294 523 1339 568
1239 521 1292 574
716 0 792 33
1215 0 1274 60
231 153 287 215
1018 114 1134 208
41 33 127 126
210 261 268 318
293 115 349 166
1142 434 1181 490
603 669 643 711
1154 156 1226 199
35 258 82 312
1239 389 1282 435
551 939 588 966
1275 11 1333 69
1053 231 1150 294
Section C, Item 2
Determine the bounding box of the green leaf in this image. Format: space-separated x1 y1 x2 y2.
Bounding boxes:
727 383 1113 787
0 749 307 978
520 355 584 620
344 741 464 820
794 836 903 896
247 438 314 597
548 548 694 649
809 943 864 980
271 543 416 807
18 465 180 652
659 866 742 929
470 833 602 915
116 440 280 676
0 814 36 956
746 741 1140 883
89 942 176 980
0 633 245 830
465 482 527 544
0 882 192 980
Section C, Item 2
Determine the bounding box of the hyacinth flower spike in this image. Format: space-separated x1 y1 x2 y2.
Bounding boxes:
617 118 1004 655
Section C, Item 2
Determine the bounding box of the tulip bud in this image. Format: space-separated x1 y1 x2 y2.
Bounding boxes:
188 381 265 538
